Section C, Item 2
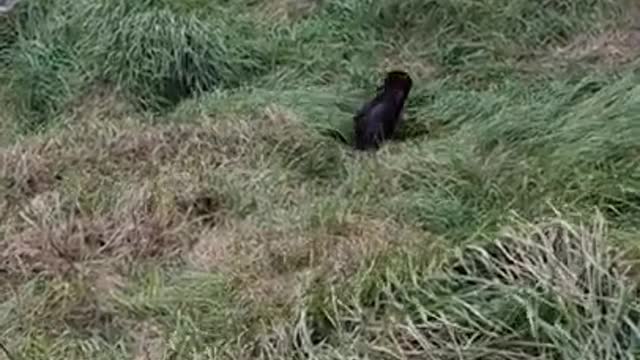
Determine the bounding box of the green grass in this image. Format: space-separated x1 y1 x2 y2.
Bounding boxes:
1 0 640 359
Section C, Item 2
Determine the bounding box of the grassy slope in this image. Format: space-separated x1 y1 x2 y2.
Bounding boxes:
1 0 640 359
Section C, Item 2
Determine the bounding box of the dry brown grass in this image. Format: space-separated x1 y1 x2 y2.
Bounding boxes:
512 20 640 75
251 0 322 23
0 111 257 279
187 212 427 318
1 185 198 276
378 44 438 83
60 84 135 126
0 100 283 211
131 321 167 360
553 29 640 67
0 101 409 325
0 104 351 347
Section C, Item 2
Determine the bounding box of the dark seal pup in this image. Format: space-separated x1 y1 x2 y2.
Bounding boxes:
353 70 413 151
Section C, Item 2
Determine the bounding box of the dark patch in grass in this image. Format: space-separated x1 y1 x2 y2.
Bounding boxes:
176 192 226 227
601 190 640 226
318 126 350 146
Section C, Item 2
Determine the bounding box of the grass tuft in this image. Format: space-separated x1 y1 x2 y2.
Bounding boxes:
84 6 273 110
288 214 640 360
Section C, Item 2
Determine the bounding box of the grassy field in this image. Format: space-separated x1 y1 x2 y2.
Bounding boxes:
1 0 640 359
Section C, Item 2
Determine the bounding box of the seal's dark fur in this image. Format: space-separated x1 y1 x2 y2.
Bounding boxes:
353 70 413 151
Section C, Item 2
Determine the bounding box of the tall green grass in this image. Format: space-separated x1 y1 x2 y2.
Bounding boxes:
1 0 639 359
293 215 640 360
1 0 624 131
1 0 278 130
184 68 640 243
